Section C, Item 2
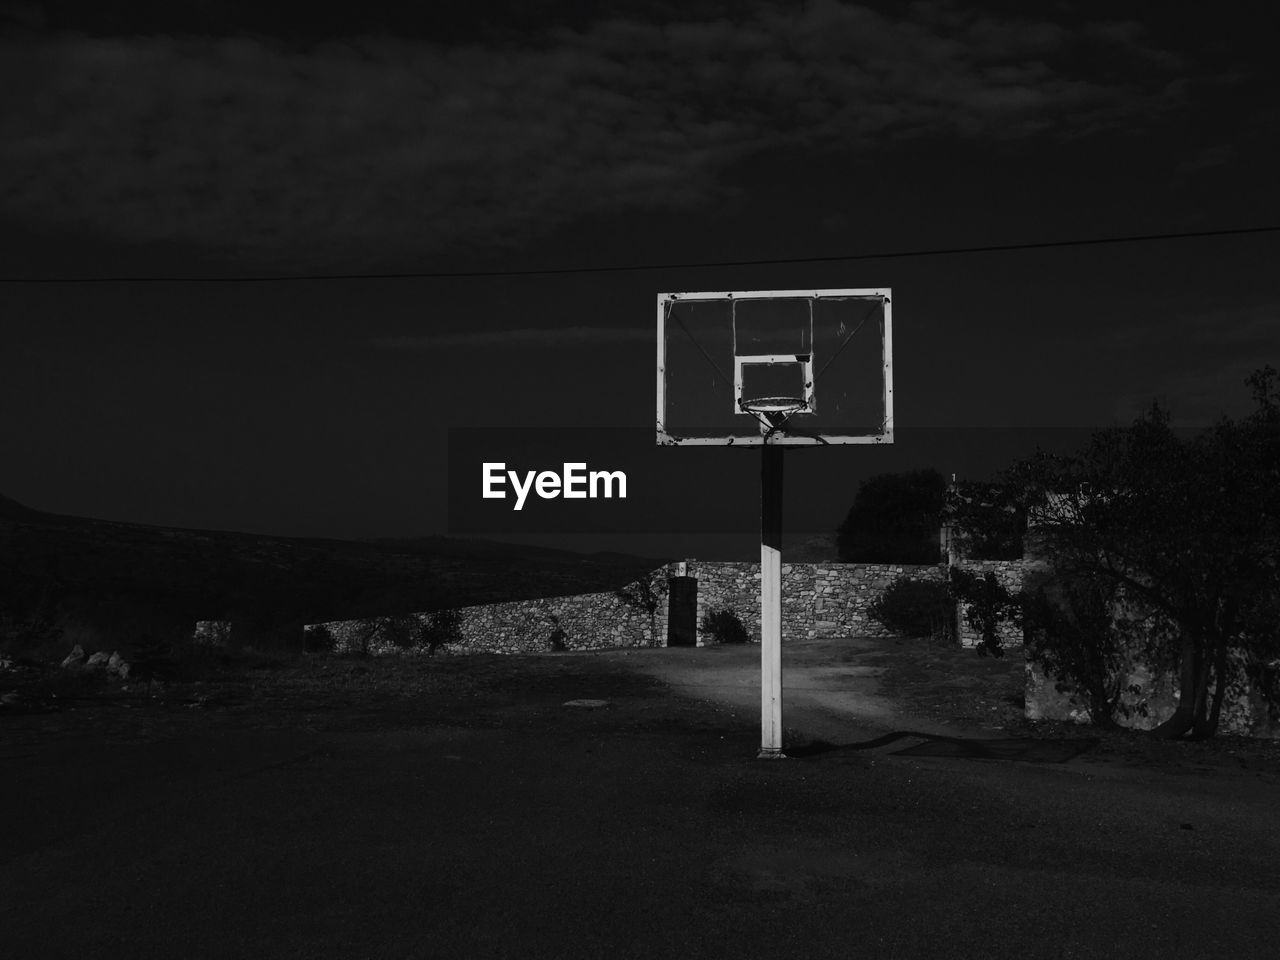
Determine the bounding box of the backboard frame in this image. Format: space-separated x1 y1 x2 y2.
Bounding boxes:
656 288 893 446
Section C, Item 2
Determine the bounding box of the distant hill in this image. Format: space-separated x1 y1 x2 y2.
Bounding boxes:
364 534 668 567
0 493 42 520
781 533 841 562
0 500 668 652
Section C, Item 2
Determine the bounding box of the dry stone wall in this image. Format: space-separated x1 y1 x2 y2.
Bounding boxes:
688 558 1045 650
303 561 959 656
951 558 1044 649
306 572 669 657
685 560 947 644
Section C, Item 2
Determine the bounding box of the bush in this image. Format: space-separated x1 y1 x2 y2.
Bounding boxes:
423 608 463 655
948 568 1021 657
305 623 335 654
700 608 750 644
868 579 954 642
383 614 422 650
1021 567 1131 726
547 614 568 652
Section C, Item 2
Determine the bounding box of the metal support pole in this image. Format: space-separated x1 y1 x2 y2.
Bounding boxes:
759 442 785 759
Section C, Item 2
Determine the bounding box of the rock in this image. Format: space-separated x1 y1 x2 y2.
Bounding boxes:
107 652 130 679
61 645 86 669
0 657 15 671
86 651 111 668
192 620 232 648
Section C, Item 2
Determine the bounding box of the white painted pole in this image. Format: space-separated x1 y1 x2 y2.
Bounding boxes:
759 443 785 759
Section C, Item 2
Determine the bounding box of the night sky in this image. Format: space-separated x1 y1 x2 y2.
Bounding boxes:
2 1 1277 555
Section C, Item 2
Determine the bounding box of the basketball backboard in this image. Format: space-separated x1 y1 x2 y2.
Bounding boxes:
656 289 892 446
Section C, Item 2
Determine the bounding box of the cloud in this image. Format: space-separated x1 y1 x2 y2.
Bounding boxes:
374 327 652 349
0 2 1190 270
1171 143 1236 183
1106 302 1280 427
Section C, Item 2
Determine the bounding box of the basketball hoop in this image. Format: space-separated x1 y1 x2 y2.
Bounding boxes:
738 396 808 436
737 397 809 416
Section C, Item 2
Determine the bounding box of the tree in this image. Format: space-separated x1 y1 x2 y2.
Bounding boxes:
837 469 946 563
1020 565 1133 726
944 480 1025 560
422 609 463 656
956 367 1280 739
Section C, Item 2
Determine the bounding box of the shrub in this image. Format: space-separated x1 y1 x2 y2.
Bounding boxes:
423 608 463 656
868 578 954 642
547 614 568 652
1021 567 1133 726
700 608 750 644
383 614 422 650
948 568 1021 657
305 623 335 654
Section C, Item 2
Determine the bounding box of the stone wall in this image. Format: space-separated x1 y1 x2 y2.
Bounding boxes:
303 561 955 656
685 560 947 645
692 557 1048 651
951 558 1045 649
305 571 669 657
681 557 1042 650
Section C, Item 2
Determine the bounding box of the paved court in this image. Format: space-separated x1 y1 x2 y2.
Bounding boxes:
4 645 1279 959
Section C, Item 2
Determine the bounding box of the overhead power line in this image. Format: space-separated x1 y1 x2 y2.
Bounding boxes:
2 224 1278 284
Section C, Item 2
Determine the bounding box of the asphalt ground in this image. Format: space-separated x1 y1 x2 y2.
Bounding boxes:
4 641 1280 959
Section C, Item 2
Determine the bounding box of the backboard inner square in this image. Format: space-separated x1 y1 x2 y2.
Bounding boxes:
735 357 814 413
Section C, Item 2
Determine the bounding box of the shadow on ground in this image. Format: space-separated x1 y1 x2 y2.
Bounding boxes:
788 732 1101 763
